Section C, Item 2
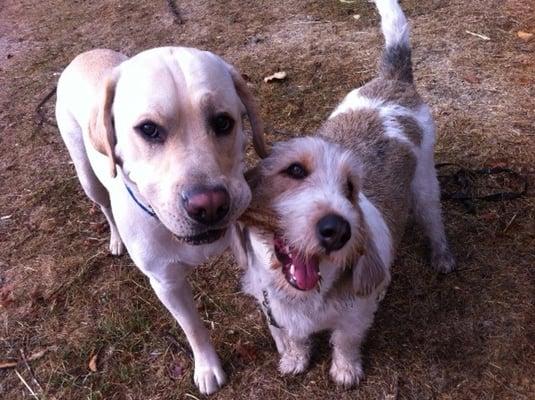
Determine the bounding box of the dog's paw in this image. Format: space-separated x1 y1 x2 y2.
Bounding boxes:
279 348 310 375
329 356 363 388
109 235 124 256
193 360 226 395
432 248 456 273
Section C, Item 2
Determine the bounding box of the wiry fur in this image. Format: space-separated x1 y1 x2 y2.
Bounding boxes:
233 0 454 388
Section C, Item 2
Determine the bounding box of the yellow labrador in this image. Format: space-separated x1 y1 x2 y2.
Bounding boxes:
55 47 266 395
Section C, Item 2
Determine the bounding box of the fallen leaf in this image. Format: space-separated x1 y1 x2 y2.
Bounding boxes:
0 359 18 369
235 341 258 363
92 222 107 234
479 212 497 221
263 71 287 83
463 73 481 84
0 283 15 308
168 360 185 380
517 31 534 42
88 354 98 372
490 162 507 169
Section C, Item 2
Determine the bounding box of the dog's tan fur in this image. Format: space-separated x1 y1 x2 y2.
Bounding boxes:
318 108 416 247
234 0 454 387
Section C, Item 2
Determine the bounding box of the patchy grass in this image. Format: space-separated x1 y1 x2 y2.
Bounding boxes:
1 0 534 399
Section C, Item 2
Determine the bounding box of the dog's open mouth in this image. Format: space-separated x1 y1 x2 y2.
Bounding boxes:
174 228 226 245
274 236 320 291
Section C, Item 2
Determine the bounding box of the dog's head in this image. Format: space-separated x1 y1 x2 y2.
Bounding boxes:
237 136 387 296
90 47 267 245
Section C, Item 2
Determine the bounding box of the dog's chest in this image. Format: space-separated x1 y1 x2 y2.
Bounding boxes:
269 294 344 337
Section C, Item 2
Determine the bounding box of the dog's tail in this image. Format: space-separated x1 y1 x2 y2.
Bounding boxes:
375 0 413 83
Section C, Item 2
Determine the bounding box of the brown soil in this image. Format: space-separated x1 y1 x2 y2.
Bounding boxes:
1 0 534 399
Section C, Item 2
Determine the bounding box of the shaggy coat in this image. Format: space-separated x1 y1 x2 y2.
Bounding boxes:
233 0 454 387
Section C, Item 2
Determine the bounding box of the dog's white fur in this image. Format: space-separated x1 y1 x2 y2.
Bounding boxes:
233 0 454 387
55 46 266 395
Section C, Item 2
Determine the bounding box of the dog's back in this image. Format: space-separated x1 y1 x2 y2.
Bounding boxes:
318 0 430 247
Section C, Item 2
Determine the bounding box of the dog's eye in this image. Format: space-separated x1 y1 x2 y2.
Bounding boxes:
284 163 308 180
136 121 163 141
211 114 234 136
345 178 354 200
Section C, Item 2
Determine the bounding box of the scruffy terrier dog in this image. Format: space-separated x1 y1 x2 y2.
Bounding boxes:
232 0 455 387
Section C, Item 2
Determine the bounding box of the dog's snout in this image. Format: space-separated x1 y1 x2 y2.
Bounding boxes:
316 213 351 252
182 186 230 225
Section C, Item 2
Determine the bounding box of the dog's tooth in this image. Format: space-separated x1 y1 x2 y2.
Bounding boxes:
290 264 295 276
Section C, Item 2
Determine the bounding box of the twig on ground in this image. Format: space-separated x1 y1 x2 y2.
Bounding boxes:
20 349 44 394
35 87 57 128
14 369 40 399
46 251 105 300
465 30 490 41
0 359 18 369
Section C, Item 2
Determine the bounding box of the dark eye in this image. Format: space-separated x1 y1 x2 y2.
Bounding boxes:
345 178 354 200
211 114 234 136
136 121 163 141
284 162 308 180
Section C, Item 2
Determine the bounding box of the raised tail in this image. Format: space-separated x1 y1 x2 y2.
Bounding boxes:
374 0 413 83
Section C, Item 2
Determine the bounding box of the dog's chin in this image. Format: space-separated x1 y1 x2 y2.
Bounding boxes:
173 228 227 246
273 236 322 292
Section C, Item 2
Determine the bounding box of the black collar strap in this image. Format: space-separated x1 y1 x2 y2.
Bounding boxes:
125 183 158 219
262 289 281 329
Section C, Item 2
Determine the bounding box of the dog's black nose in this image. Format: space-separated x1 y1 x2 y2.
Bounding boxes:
182 186 230 225
316 213 351 252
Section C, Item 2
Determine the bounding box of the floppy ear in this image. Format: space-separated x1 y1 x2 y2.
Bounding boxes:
89 69 120 177
226 66 269 159
352 225 388 296
244 165 262 191
230 223 251 270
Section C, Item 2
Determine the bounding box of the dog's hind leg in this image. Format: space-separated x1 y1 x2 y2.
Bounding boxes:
411 112 455 273
411 163 455 273
56 108 124 255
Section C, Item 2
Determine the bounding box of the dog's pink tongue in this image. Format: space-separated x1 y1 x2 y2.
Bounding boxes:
292 254 320 291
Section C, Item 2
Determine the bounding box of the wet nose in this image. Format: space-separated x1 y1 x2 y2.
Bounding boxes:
316 213 351 252
182 185 230 225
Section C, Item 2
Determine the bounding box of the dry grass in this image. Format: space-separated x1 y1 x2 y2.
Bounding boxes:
1 0 534 399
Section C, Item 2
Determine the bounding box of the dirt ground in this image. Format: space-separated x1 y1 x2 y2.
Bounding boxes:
1 0 534 399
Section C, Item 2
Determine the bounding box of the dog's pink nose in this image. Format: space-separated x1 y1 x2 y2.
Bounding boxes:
182 186 230 225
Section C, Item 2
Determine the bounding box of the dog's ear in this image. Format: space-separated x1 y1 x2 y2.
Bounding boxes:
352 226 388 296
244 165 262 191
89 69 120 177
226 65 269 159
230 224 251 269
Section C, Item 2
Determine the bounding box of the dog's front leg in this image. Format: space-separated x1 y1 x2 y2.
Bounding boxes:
329 307 376 388
329 328 365 387
149 275 226 395
278 333 310 375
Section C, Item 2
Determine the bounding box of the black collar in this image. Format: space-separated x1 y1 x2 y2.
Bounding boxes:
124 182 158 219
262 289 281 329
